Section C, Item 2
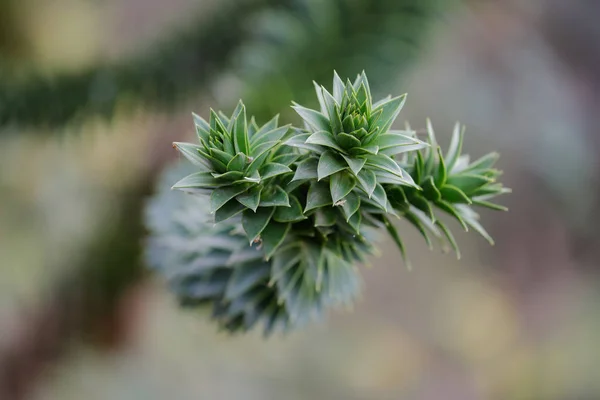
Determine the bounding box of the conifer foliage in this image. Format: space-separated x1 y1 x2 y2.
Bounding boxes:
145 71 509 335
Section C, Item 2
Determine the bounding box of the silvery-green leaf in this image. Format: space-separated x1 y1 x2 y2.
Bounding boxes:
173 142 210 169
434 147 447 187
242 207 275 243
211 171 244 181
471 199 508 211
224 263 270 301
332 70 345 103
446 174 493 195
172 172 220 189
341 154 366 176
383 216 410 269
321 87 341 133
292 103 330 132
305 181 333 212
455 204 494 245
445 123 464 170
436 220 461 259
209 148 234 167
210 183 251 213
192 113 210 144
285 132 325 153
233 102 249 155
271 153 301 166
330 171 356 204
461 152 500 174
372 94 406 133
236 185 262 212
365 153 404 177
305 131 345 153
313 81 327 114
250 125 290 148
317 151 347 180
371 183 388 211
435 200 468 231
347 211 361 234
356 169 376 198
336 133 361 150
259 163 292 180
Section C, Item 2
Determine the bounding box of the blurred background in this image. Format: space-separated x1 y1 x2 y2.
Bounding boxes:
1 0 599 399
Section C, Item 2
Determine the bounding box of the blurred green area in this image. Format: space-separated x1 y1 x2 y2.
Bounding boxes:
1 0 600 399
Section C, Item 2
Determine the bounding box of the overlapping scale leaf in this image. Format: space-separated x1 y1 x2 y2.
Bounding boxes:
172 100 294 222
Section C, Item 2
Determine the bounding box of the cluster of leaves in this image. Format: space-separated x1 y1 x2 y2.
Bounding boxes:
146 71 509 335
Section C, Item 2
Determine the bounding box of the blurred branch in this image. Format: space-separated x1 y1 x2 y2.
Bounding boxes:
0 0 293 130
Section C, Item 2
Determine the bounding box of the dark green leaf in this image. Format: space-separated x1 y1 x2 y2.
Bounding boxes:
410 193 435 221
242 207 275 243
259 185 290 207
250 125 289 148
440 184 472 204
227 153 248 172
421 176 442 202
330 171 356 204
214 199 245 223
383 217 411 269
365 153 404 177
435 200 468 231
261 222 291 260
259 163 292 180
321 87 342 133
236 185 262 212
434 147 447 187
224 263 270 300
314 208 337 227
305 181 333 212
292 158 319 182
273 195 306 223
317 151 347 180
339 191 360 221
210 183 250 213
347 210 362 234
233 102 249 154
446 174 493 195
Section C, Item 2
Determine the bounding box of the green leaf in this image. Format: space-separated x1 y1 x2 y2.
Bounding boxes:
313 81 327 114
271 153 301 166
173 142 210 169
436 220 461 259
472 199 508 211
347 210 362 234
211 171 244 181
372 94 406 133
273 195 306 223
338 191 360 221
410 193 435 221
305 181 333 212
455 205 494 245
233 101 249 154
214 199 246 223
192 113 210 144
236 185 262 212
371 183 388 211
317 151 347 180
210 183 250 213
257 114 279 135
242 207 275 243
445 123 464 170
259 163 292 180
172 172 219 189
365 153 404 177
314 208 337 227
259 185 290 207
243 169 261 183
421 176 442 202
446 174 493 195
305 131 346 153
349 144 379 155
434 147 447 187
227 152 248 172
321 87 342 133
336 133 361 149
246 141 279 174
424 119 438 174
383 216 411 269
261 222 291 260
224 263 270 301
285 132 325 153
440 184 472 204
291 158 319 182
435 200 468 231
461 152 499 174
250 125 289 148
209 148 234 167
330 171 356 204
341 154 366 176
356 169 376 198
332 70 345 103
292 104 330 132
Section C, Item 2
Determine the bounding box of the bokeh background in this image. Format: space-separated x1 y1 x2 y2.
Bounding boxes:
1 0 600 399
